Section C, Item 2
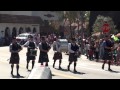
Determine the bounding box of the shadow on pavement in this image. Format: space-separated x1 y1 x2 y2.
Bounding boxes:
70 70 86 75
54 68 86 75
105 70 120 73
55 68 69 72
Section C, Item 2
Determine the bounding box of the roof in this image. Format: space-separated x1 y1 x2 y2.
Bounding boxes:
0 14 43 24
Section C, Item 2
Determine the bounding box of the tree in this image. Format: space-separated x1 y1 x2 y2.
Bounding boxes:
64 11 78 38
93 15 118 35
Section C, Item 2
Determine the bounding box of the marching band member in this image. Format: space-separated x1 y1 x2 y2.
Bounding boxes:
23 35 38 70
53 37 62 69
38 36 51 67
102 35 114 71
67 38 79 73
9 37 22 77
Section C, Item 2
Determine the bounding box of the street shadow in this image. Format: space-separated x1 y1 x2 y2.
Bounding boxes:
55 68 69 72
105 70 120 73
11 75 25 78
70 70 86 75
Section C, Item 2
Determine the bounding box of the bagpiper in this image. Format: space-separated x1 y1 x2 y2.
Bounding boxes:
67 38 79 73
9 37 22 77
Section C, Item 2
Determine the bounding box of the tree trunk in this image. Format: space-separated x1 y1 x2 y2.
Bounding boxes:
80 11 85 54
70 20 72 38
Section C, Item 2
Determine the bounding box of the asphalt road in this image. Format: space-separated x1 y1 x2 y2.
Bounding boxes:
0 46 120 79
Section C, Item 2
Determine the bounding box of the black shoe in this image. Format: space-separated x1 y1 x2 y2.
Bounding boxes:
74 69 77 73
108 68 113 71
59 66 62 70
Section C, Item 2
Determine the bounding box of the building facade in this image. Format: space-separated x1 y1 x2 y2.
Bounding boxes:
0 11 61 38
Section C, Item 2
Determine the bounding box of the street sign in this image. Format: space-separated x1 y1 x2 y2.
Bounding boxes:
102 22 110 33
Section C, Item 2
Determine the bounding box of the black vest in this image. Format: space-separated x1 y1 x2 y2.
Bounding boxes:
71 44 79 52
41 42 50 51
40 42 50 54
11 43 21 52
28 42 35 52
104 40 113 52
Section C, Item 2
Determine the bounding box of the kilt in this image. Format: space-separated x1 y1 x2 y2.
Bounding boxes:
102 51 112 60
53 52 62 60
26 52 36 61
9 53 19 64
69 53 77 62
38 53 49 63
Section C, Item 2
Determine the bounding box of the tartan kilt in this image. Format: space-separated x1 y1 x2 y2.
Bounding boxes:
69 53 77 62
9 53 20 64
26 52 36 61
102 51 112 60
38 53 49 63
53 52 62 60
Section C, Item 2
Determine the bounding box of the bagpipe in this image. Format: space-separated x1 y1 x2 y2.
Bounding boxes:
74 50 81 58
30 49 37 56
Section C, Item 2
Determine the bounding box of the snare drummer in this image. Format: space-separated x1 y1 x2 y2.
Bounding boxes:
23 35 37 70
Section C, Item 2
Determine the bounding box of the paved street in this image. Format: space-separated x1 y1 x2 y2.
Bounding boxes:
0 46 120 79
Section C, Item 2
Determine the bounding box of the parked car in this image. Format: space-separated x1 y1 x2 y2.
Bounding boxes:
58 39 68 52
16 33 35 45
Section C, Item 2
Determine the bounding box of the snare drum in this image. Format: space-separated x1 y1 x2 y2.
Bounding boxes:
30 49 37 56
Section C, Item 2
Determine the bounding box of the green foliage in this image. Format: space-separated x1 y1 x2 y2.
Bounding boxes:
93 15 118 34
64 11 78 22
84 11 90 22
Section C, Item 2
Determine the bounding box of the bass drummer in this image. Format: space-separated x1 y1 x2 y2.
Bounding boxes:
23 35 38 70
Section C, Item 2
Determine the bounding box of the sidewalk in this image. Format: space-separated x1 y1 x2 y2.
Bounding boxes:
80 55 120 66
